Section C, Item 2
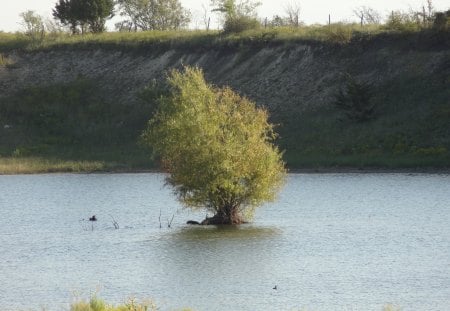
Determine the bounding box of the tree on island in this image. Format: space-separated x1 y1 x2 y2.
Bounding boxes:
53 0 114 34
141 67 286 225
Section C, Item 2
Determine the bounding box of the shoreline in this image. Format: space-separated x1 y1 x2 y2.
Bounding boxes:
1 155 449 175
287 167 450 174
1 166 449 175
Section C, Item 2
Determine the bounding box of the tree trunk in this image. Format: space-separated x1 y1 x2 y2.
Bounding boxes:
199 205 244 225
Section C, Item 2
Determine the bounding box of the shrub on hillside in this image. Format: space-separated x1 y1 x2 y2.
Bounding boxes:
433 10 450 31
326 23 353 44
384 11 421 32
223 15 261 33
334 75 376 122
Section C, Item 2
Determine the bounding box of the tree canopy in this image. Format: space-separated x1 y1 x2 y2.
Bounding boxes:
53 0 114 33
116 0 191 31
141 67 285 224
19 10 45 40
211 0 260 19
211 0 261 33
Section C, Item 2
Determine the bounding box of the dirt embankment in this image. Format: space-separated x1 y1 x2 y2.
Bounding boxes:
1 36 447 114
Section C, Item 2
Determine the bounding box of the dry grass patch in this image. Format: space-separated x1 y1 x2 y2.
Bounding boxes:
0 157 106 174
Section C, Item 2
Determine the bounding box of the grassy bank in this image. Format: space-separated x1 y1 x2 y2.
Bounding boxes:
0 144 154 174
1 27 449 173
0 25 369 51
1 23 446 53
0 157 107 174
276 68 450 170
0 77 155 174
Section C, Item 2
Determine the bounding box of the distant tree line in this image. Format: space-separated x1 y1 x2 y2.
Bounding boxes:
18 0 450 36
51 0 191 33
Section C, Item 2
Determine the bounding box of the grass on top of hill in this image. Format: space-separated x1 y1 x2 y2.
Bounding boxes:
0 23 438 53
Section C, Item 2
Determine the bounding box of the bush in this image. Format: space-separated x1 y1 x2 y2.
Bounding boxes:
433 10 450 31
71 296 157 311
141 66 285 224
384 11 421 32
223 15 260 33
326 23 353 44
19 10 46 40
0 53 14 66
335 75 376 122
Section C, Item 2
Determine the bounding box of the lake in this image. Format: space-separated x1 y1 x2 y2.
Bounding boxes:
0 173 449 310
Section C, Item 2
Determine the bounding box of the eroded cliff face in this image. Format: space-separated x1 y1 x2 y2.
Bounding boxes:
0 34 449 168
1 39 447 115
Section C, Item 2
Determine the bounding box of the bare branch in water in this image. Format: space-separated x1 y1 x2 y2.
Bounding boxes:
167 214 175 228
109 215 119 229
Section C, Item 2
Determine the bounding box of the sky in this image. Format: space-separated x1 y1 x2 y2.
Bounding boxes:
0 0 449 32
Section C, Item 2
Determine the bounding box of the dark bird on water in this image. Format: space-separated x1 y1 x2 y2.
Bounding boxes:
273 285 277 290
89 215 97 221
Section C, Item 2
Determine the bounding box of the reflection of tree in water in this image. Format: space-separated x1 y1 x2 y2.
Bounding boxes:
170 225 281 242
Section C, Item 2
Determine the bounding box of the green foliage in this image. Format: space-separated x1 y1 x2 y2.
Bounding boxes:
1 78 110 142
212 0 260 18
433 10 450 31
0 69 159 172
0 53 14 66
269 15 288 27
212 0 261 33
53 0 114 34
0 78 156 150
223 15 260 33
0 157 106 174
280 74 450 168
116 0 191 31
141 66 285 223
138 79 170 104
335 75 375 122
384 11 422 32
19 10 46 42
53 0 78 34
1 26 448 171
2 23 442 54
70 296 157 311
325 23 354 44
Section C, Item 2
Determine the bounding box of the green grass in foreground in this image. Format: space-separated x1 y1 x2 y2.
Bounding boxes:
68 296 401 311
70 297 156 311
70 296 192 311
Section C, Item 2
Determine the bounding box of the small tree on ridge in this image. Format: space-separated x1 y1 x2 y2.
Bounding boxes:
53 0 114 34
211 0 261 33
19 10 46 41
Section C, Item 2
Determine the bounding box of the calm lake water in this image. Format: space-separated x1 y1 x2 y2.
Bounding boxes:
0 173 449 311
